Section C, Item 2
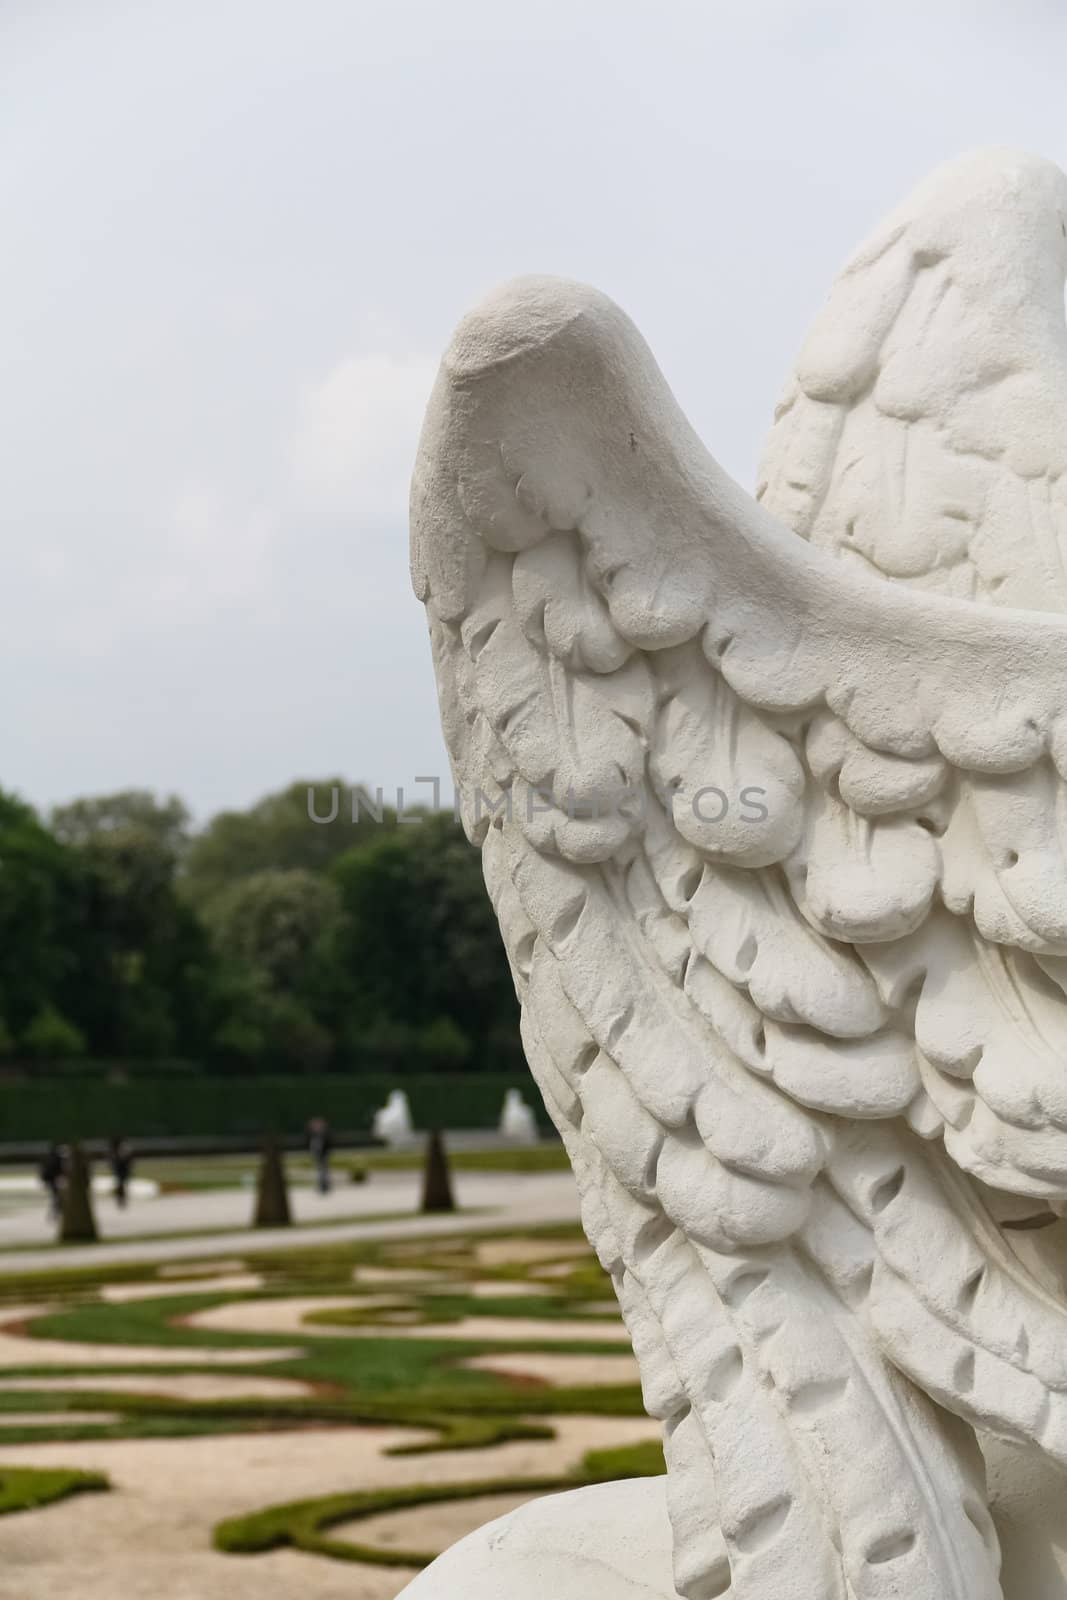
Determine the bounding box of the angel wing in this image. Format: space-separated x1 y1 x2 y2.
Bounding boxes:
759 148 1067 609
411 149 1067 1600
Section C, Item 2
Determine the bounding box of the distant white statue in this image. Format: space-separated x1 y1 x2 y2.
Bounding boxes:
499 1087 538 1143
371 1088 414 1147
403 149 1067 1599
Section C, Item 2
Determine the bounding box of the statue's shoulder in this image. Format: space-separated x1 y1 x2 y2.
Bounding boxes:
396 1476 680 1600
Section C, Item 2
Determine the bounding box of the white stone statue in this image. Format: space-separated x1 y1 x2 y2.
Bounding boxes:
371 1087 414 1146
404 150 1067 1600
499 1086 538 1142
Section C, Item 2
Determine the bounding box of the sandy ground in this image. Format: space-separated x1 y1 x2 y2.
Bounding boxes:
415 1273 547 1299
0 1415 662 1600
337 1489 545 1553
158 1258 248 1278
473 1239 590 1267
182 1299 628 1344
353 1314 629 1343
0 1173 429 1249
351 1267 447 1292
460 1280 561 1299
0 1308 301 1369
100 1274 265 1302
180 1295 404 1337
0 1171 582 1273
0 1373 313 1400
461 1351 641 1387
0 1176 158 1201
353 1266 450 1287
0 1410 122 1427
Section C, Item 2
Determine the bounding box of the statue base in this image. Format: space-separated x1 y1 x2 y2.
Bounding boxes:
396 1476 678 1599
397 1438 1067 1599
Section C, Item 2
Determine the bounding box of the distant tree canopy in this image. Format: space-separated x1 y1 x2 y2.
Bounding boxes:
0 792 85 1044
181 780 394 906
329 812 522 1072
51 790 191 858
0 782 518 1074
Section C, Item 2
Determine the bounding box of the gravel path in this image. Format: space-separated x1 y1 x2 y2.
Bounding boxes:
0 1416 662 1600
181 1298 629 1345
0 1172 581 1274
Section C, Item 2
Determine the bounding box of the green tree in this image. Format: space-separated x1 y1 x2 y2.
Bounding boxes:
21 1006 86 1061
203 869 341 991
53 793 217 1060
0 781 523 1080
200 870 342 1071
0 791 86 1041
51 791 190 859
329 812 519 1071
416 1015 472 1069
182 779 394 907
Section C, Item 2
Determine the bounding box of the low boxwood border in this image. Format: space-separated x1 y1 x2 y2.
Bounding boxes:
213 1439 666 1569
0 1465 109 1515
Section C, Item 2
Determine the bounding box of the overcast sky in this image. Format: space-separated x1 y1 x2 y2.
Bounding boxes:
3 0 1066 820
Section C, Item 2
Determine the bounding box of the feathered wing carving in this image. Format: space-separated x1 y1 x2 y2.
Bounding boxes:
411 151 1067 1600
758 148 1067 609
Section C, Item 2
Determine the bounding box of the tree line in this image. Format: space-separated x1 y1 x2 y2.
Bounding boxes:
0 782 521 1075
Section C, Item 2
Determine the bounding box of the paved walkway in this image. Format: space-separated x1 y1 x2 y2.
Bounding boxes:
0 1170 582 1274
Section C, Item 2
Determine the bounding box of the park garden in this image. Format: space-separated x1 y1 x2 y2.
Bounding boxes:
0 1150 661 1600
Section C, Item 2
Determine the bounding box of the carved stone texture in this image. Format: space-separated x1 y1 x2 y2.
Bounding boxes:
403 150 1067 1600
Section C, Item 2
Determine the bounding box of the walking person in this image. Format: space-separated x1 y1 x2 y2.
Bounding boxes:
39 1142 64 1219
108 1135 133 1207
307 1116 332 1194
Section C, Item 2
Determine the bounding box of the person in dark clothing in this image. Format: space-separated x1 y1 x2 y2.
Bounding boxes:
39 1143 65 1218
108 1136 133 1207
307 1117 333 1194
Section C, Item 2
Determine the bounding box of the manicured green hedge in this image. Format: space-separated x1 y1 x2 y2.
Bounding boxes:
0 1074 549 1142
213 1444 663 1568
0 1466 109 1514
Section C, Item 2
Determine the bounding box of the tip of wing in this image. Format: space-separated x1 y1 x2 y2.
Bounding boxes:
839 146 1067 281
908 145 1067 209
444 274 621 380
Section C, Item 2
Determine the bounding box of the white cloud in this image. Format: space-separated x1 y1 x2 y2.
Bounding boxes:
288 352 437 521
169 483 278 584
125 484 284 628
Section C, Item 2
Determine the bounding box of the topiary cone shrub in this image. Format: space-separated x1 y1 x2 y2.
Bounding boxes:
59 1142 97 1243
253 1137 292 1228
420 1129 456 1215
